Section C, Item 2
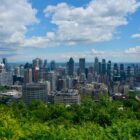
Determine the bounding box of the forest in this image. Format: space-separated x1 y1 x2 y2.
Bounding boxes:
0 93 140 140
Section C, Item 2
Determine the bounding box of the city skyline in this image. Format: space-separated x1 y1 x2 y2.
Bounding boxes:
0 0 140 62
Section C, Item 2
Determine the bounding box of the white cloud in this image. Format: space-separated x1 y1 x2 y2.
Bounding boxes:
0 0 38 56
125 46 140 53
0 0 140 62
21 0 140 48
131 33 140 39
42 0 140 46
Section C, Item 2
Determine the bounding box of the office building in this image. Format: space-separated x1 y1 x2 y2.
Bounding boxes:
94 57 99 74
19 65 24 77
79 58 85 74
101 59 106 75
67 57 74 76
0 63 13 86
54 89 80 105
66 76 73 89
113 63 119 76
47 71 56 91
32 58 43 68
32 66 40 82
50 60 56 71
22 83 48 104
2 58 8 71
43 59 47 68
0 72 13 86
120 64 126 81
87 73 93 83
24 68 32 84
107 61 111 79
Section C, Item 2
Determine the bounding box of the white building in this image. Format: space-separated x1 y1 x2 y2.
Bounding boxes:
0 63 13 86
47 71 56 91
54 89 80 105
0 72 13 86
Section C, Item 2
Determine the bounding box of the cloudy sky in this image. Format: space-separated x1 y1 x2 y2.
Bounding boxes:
0 0 140 62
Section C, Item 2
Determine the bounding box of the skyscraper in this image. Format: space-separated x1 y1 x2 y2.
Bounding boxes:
43 59 47 68
50 60 56 71
19 65 24 77
127 66 131 77
94 57 99 74
101 59 106 75
2 58 8 71
113 63 119 76
107 61 111 77
68 57 74 76
79 58 85 74
32 58 43 68
47 71 56 91
24 68 32 84
99 62 102 74
2 58 7 65
32 66 40 82
0 63 13 86
120 64 125 81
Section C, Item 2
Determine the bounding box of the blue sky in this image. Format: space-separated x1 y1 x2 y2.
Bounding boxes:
0 0 140 62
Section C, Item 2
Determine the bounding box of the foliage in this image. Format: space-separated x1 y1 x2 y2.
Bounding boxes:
0 93 139 139
0 85 10 93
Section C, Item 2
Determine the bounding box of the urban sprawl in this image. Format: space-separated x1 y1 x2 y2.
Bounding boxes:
0 57 140 104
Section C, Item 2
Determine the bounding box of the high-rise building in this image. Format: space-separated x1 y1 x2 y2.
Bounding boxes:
2 58 8 71
99 62 102 74
57 78 64 91
39 67 47 82
0 63 13 86
43 59 47 68
0 63 5 73
66 76 73 89
67 57 74 76
32 66 40 82
14 67 20 76
45 81 51 95
107 61 111 77
24 63 32 69
2 58 7 65
79 73 86 82
120 64 124 72
87 73 93 83
120 64 125 81
32 58 43 68
113 63 119 76
127 66 131 77
94 57 99 74
19 65 24 77
47 71 56 91
89 66 94 74
79 58 85 74
134 65 139 76
50 60 56 71
22 83 48 104
24 68 32 84
0 72 13 86
101 59 106 75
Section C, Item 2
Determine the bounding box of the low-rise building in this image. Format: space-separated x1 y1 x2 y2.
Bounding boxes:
54 89 80 105
80 82 108 99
